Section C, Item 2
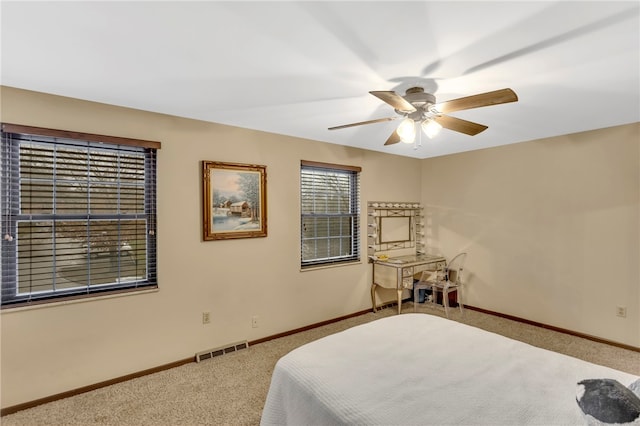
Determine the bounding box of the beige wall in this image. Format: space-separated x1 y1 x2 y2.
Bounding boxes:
1 86 638 409
0 87 422 408
421 123 640 347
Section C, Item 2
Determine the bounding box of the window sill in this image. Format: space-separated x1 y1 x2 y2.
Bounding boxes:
300 260 362 272
1 287 159 313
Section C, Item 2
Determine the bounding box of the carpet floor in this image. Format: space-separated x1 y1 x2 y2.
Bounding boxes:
2 303 639 425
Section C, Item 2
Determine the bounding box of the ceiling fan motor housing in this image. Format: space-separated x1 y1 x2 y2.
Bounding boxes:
396 87 437 120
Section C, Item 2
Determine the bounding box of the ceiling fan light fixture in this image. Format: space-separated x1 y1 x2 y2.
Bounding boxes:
422 119 442 139
397 118 416 144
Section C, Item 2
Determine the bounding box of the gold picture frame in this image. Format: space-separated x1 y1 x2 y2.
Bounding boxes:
202 161 267 240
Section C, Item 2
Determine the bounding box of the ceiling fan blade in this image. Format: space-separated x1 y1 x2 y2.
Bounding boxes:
384 130 401 146
434 115 488 136
328 117 397 131
434 88 518 114
369 91 416 112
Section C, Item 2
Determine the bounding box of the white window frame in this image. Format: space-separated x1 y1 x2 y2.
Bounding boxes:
300 160 361 269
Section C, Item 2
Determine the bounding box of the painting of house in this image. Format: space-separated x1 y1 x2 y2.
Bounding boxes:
229 201 250 217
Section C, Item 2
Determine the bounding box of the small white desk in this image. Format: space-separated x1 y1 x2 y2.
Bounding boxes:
371 254 446 314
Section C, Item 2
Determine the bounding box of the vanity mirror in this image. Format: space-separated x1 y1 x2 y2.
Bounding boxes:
367 201 423 261
378 216 413 244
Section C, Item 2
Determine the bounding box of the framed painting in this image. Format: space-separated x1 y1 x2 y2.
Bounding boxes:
202 161 267 240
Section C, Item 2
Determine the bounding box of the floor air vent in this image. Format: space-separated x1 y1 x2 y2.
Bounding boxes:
195 340 249 363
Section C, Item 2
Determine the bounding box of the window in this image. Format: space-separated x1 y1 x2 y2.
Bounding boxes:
1 124 160 307
300 160 361 268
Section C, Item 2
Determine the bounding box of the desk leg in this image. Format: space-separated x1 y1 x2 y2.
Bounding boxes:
371 284 377 313
396 289 403 314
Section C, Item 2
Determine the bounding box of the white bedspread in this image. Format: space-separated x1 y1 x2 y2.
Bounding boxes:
261 313 639 425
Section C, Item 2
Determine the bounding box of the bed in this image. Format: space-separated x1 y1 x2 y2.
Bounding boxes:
261 313 640 425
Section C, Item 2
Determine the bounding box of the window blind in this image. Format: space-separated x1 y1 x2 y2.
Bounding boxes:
300 161 360 268
1 125 158 307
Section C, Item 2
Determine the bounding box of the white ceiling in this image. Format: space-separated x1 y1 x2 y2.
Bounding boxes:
1 1 639 159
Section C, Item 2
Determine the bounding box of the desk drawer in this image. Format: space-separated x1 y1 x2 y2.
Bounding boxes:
413 261 445 273
373 263 398 289
402 277 414 289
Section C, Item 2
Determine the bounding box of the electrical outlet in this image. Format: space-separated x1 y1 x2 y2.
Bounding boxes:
616 306 627 318
202 312 211 324
251 315 259 328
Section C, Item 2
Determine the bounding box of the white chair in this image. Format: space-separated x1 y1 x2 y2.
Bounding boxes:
414 252 467 318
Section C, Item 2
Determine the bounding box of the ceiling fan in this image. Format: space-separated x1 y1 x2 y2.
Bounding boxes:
328 87 518 146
